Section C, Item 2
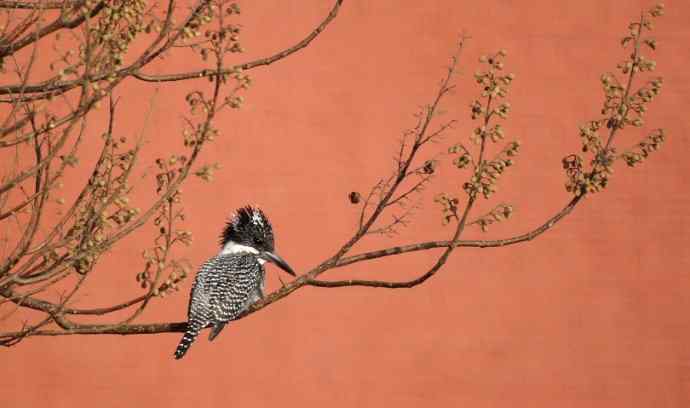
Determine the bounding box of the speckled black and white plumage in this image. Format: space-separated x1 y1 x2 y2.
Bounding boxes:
173 206 293 360
174 253 265 359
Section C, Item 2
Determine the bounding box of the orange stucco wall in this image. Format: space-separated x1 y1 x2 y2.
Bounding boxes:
2 1 690 406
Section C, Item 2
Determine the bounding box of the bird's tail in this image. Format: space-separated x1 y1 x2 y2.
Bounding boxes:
174 321 203 360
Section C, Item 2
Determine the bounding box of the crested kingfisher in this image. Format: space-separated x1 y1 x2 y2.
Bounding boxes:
174 206 295 359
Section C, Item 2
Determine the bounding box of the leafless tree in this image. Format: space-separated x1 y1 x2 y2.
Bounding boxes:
0 1 667 346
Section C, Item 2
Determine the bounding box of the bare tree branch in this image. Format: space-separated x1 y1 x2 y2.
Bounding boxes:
0 0 77 9
0 1 104 58
0 0 344 97
133 0 344 82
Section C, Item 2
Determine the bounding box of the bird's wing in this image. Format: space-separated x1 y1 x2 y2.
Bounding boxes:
186 257 219 325
208 254 262 323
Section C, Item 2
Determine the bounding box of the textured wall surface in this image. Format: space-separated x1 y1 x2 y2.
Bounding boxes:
3 1 690 407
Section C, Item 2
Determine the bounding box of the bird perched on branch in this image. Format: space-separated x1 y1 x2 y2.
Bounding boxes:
174 206 295 359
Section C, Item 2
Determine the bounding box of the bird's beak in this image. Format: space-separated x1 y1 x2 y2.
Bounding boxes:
261 251 296 276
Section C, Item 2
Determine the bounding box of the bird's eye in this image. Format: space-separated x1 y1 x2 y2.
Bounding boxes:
253 237 263 246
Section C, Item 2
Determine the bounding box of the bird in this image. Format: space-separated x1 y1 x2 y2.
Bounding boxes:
174 205 295 359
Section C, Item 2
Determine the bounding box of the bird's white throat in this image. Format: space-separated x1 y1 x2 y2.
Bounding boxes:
220 241 266 265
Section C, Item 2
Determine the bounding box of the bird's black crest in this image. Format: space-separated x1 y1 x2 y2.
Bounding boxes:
219 206 274 249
